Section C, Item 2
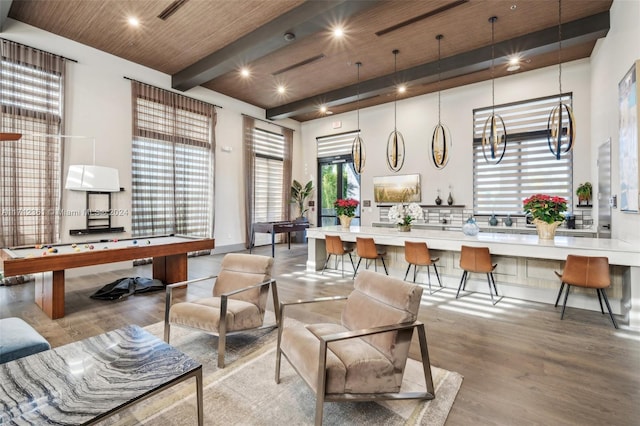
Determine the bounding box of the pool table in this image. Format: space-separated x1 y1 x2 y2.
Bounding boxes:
0 235 215 319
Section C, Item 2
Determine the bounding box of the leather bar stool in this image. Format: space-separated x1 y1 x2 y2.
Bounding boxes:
321 235 355 277
456 245 499 305
554 255 618 328
353 237 388 278
404 241 443 294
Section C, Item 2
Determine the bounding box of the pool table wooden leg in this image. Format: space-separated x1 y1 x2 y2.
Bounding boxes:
35 270 65 319
153 254 188 284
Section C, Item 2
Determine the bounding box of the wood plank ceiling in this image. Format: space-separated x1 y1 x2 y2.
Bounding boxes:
6 0 613 122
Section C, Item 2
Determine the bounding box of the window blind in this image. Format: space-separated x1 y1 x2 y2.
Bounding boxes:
317 130 359 159
472 94 573 215
0 39 65 247
131 87 214 237
253 127 284 223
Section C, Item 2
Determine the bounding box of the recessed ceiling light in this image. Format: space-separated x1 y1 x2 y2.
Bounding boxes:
277 85 286 94
128 16 140 27
320 106 327 113
333 27 344 38
397 85 407 94
240 67 250 77
510 4 517 10
507 56 521 71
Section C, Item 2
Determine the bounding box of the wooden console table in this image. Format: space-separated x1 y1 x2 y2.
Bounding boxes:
250 221 309 257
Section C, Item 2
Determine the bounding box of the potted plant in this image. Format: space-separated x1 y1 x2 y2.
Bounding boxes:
576 182 592 205
523 194 568 239
334 198 359 229
290 180 314 221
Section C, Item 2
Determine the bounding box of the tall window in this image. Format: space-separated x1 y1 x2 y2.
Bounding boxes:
0 39 66 247
316 131 361 227
473 94 573 215
242 116 292 247
253 128 286 223
131 82 216 237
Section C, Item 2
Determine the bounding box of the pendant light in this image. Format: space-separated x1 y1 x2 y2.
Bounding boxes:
431 34 451 169
352 61 366 174
386 49 405 172
547 0 576 159
481 16 507 165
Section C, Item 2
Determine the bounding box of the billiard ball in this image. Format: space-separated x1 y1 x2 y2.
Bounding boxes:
42 252 47 256
52 248 58 253
132 240 137 245
74 247 81 252
103 246 108 249
71 243 77 248
113 239 118 243
84 244 89 248
146 240 151 245
35 244 42 249
89 245 94 250
47 247 55 253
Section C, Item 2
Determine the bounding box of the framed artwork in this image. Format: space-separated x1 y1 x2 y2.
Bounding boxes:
618 61 639 213
373 174 421 203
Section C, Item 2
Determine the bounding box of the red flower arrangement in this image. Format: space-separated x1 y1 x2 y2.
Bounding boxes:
334 198 359 217
523 194 568 224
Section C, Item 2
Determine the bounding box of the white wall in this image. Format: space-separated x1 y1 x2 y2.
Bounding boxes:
301 60 592 226
590 0 640 243
2 18 301 250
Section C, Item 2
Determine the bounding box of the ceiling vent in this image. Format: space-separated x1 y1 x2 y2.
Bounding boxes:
158 0 190 20
376 0 469 36
272 54 325 76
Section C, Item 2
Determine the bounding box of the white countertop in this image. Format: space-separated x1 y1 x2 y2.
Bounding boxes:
307 226 640 267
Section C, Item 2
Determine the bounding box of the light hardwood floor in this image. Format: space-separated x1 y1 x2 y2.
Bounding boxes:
1 243 638 425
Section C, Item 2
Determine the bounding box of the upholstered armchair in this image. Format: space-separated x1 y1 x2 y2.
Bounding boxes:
164 253 279 368
275 270 434 425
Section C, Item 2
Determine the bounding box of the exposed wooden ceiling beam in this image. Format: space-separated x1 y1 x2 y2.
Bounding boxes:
171 0 382 92
266 11 610 120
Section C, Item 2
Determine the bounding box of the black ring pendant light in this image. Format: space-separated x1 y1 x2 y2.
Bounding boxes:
481 16 508 165
351 61 366 174
431 34 451 169
386 49 405 172
547 0 576 159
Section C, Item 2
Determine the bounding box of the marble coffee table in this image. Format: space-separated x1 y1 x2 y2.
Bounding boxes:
0 324 203 425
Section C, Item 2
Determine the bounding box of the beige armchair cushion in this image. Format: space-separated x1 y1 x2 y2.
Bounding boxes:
169 298 263 332
169 253 273 333
280 270 423 395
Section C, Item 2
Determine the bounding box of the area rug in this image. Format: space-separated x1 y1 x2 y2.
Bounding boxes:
102 316 462 425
